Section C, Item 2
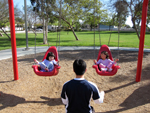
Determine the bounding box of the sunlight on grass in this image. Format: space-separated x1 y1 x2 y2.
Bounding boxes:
0 31 150 50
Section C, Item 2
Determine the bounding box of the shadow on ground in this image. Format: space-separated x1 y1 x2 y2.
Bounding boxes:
0 92 62 111
98 64 150 113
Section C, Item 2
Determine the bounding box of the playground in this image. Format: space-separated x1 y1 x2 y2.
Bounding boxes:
0 0 149 112
0 49 150 113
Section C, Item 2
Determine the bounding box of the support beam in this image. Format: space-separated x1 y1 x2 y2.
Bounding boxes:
136 0 149 82
8 0 19 80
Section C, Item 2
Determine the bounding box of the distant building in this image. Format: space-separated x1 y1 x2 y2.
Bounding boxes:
1 26 10 31
98 24 114 30
48 25 58 31
81 23 116 31
1 24 24 31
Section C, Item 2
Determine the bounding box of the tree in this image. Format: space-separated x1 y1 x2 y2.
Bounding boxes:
54 0 108 40
109 0 145 40
102 0 150 40
23 5 40 30
15 17 24 28
0 0 10 39
127 0 143 40
123 0 148 40
30 0 57 44
112 0 129 30
0 0 22 40
84 0 108 31
30 0 108 41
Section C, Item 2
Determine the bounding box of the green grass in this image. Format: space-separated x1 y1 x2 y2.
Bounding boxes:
0 31 150 50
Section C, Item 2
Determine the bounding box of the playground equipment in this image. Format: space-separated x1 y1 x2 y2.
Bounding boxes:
136 0 149 82
92 23 120 76
92 2 120 76
92 45 120 76
32 46 60 76
8 0 149 81
8 0 19 80
31 1 61 76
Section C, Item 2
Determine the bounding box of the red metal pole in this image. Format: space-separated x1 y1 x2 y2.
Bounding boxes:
136 0 149 82
8 0 19 80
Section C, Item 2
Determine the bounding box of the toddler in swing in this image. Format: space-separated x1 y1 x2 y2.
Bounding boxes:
34 52 59 72
94 51 119 71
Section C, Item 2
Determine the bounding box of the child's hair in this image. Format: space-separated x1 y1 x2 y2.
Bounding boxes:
46 52 55 60
101 51 109 59
73 59 86 75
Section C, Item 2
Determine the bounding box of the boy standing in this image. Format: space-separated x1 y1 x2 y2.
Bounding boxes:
61 59 105 113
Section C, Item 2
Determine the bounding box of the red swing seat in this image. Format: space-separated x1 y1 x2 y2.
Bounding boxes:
32 46 61 76
92 45 120 76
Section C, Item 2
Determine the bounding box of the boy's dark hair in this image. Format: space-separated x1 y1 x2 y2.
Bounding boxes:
46 52 55 60
73 59 86 75
101 51 109 59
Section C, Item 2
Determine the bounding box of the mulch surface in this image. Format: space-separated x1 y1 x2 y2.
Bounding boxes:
0 50 150 113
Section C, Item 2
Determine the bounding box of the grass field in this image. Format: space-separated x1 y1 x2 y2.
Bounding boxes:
0 31 150 50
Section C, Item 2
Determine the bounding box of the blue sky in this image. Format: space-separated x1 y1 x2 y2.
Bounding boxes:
13 0 133 27
14 0 31 10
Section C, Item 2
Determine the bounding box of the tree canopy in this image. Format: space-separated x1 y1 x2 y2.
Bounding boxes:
107 0 149 40
30 0 108 40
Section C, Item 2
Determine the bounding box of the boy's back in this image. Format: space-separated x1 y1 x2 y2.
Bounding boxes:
61 78 100 113
61 59 105 113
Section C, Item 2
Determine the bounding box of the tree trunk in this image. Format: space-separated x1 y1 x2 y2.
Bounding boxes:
132 17 140 40
67 31 69 35
70 26 79 40
90 23 92 31
0 27 11 40
43 19 47 44
45 20 48 44
56 16 79 40
109 25 111 31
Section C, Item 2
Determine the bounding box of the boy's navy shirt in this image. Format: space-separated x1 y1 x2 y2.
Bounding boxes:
61 78 100 113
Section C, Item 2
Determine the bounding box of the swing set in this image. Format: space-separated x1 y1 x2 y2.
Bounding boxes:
31 7 61 76
92 9 121 76
8 0 149 82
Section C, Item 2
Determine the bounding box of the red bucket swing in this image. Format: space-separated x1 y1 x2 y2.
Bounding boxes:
92 45 120 76
32 46 61 76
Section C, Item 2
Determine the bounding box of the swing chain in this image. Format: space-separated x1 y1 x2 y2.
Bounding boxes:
56 0 62 65
34 9 37 65
93 0 97 61
108 20 114 46
116 17 121 66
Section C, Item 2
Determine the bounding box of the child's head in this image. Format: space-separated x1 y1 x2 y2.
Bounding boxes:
73 59 86 76
46 52 55 61
100 51 109 59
